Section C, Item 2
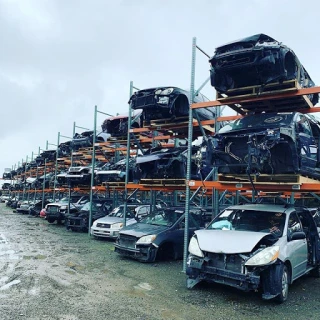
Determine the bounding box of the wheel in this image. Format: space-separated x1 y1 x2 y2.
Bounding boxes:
275 264 289 303
47 218 55 224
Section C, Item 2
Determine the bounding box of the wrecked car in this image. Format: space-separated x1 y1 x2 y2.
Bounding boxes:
206 111 320 178
66 162 105 187
115 207 209 262
136 145 202 179
186 204 320 302
96 158 137 183
209 33 318 105
71 131 110 151
65 198 113 232
101 110 143 137
45 195 85 224
35 150 56 166
129 86 216 124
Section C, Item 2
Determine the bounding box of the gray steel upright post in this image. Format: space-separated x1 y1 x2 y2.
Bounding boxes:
68 122 76 216
42 159 47 210
89 106 97 236
53 132 60 201
183 37 197 272
123 81 134 227
22 156 28 201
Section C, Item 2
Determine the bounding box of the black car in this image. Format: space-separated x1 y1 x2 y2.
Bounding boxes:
65 199 113 232
129 86 216 124
71 131 110 151
206 111 320 178
29 199 51 216
209 33 318 105
115 207 210 262
101 110 143 137
96 158 137 183
136 145 202 180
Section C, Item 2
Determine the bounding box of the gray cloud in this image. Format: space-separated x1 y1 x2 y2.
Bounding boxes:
1 0 320 170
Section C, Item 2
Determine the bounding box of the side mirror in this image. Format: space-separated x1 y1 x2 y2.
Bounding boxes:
289 231 306 241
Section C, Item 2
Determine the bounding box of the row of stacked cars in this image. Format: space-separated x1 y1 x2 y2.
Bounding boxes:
2 34 320 303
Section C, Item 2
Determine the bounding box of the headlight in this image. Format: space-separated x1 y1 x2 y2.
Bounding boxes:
188 236 204 258
245 246 280 267
161 88 174 95
136 234 157 244
60 205 67 210
111 222 123 229
158 96 170 105
154 89 162 95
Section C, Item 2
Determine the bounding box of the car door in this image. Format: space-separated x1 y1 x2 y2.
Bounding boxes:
286 212 308 279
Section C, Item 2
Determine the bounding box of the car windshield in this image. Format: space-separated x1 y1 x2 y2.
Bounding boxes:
108 206 136 218
207 208 286 237
220 113 294 133
59 197 69 203
140 208 184 226
81 202 100 211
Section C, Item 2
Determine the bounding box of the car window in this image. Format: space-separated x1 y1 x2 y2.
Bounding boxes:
287 212 303 236
140 209 184 226
207 209 286 236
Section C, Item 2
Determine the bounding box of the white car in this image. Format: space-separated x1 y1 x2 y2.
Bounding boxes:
91 205 151 239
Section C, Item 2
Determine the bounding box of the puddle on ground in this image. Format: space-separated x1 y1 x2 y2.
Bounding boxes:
23 254 47 260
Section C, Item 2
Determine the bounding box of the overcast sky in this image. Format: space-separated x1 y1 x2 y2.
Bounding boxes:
1 0 319 172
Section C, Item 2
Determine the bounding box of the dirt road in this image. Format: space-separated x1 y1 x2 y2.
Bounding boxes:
1 203 320 320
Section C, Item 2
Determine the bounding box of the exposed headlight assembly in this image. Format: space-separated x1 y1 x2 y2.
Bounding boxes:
188 236 204 258
245 246 280 267
154 88 174 95
136 234 157 244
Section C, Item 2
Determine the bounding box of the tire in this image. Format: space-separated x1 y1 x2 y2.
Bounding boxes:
47 218 55 224
275 264 289 303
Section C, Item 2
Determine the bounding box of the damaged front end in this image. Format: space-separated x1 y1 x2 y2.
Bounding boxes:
209 33 318 105
187 231 281 296
136 146 201 179
129 86 215 124
208 127 297 175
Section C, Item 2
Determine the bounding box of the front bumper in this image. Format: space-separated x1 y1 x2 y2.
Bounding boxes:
66 217 88 231
186 255 260 292
90 226 119 239
114 243 157 262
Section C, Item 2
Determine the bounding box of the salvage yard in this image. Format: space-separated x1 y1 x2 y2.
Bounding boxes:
1 204 320 320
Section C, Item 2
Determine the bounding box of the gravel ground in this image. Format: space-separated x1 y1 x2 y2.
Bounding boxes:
1 203 320 320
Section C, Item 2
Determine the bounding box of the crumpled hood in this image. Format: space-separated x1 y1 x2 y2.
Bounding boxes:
120 223 167 238
195 230 269 254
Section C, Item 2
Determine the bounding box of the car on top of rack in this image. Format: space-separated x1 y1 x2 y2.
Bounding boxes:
129 86 216 124
186 204 320 303
209 33 318 106
101 110 143 138
205 111 320 179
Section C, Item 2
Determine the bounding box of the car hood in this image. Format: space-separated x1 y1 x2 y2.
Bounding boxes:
195 230 269 254
120 223 167 237
95 216 135 224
